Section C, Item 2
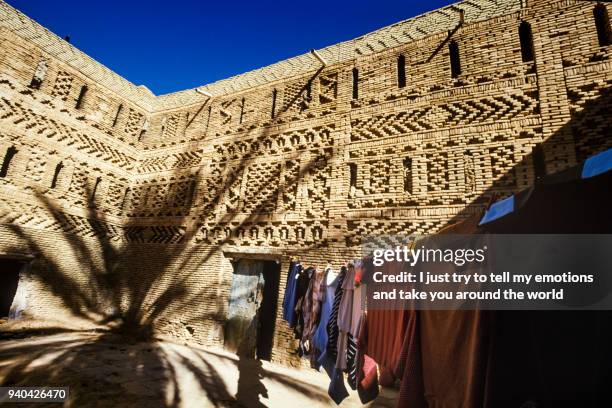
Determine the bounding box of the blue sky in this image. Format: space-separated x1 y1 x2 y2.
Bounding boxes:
7 0 456 95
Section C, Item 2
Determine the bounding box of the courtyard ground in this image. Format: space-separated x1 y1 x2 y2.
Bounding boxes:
0 320 397 407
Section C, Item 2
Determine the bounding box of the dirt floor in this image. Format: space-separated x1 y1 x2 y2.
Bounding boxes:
0 321 397 407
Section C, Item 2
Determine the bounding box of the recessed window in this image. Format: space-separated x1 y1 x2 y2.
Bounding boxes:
449 40 461 78
139 118 150 141
349 163 357 189
75 85 88 109
239 98 245 124
519 21 535 62
50 162 64 189
594 3 611 47
160 117 167 137
29 61 48 90
205 106 212 133
352 68 359 99
397 54 406 88
295 227 305 240
112 104 123 127
0 146 17 178
271 89 277 119
403 157 412 193
90 177 102 206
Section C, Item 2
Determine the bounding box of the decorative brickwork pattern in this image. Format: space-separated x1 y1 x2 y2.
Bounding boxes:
0 0 611 366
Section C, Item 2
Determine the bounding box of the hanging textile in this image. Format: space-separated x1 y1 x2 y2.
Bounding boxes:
301 267 325 366
347 259 367 389
312 267 339 355
293 266 314 342
326 265 347 359
281 262 301 327
355 310 379 404
362 256 412 386
336 262 355 371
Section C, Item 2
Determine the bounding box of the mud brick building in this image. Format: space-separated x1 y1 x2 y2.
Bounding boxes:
0 0 610 365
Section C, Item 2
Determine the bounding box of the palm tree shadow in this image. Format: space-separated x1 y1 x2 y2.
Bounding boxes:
0 65 340 407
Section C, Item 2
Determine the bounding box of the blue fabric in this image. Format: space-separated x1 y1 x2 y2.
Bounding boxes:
479 195 515 225
312 270 340 356
319 346 349 405
582 148 612 179
327 363 349 405
282 263 301 327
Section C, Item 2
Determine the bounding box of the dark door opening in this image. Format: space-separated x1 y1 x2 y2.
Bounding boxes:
0 259 23 318
256 260 280 361
225 258 280 361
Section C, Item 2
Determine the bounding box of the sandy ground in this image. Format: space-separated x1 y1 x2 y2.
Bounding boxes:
0 322 397 407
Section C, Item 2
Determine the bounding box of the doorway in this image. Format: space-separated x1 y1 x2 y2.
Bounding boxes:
224 258 280 361
0 259 23 319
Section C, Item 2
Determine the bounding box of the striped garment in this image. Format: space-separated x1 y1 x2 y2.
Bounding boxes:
346 332 358 389
326 266 347 359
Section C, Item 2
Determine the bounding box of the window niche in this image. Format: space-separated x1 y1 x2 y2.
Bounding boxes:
352 68 359 99
449 40 461 78
271 89 278 119
29 60 48 90
112 104 123 127
239 98 245 124
519 21 535 62
89 176 102 207
403 157 413 194
75 85 88 109
397 54 407 88
594 3 611 47
348 163 358 197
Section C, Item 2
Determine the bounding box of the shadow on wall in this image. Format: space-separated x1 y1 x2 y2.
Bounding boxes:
0 67 338 406
445 85 612 227
0 18 610 401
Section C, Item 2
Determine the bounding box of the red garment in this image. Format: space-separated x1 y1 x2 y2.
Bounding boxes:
361 258 412 386
356 311 379 404
363 308 410 386
395 213 490 407
395 310 426 408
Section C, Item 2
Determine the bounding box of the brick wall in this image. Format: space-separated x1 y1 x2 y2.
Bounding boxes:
0 0 611 366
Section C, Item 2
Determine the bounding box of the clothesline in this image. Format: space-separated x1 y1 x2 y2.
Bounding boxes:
282 259 387 405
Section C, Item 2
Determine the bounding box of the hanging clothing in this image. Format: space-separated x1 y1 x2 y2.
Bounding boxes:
302 267 325 343
339 261 365 389
282 262 301 327
301 267 325 366
356 311 379 404
293 267 314 341
335 263 356 371
326 266 347 360
361 257 412 385
395 309 426 408
351 260 366 337
326 360 349 405
319 266 350 405
337 263 356 334
312 267 339 355
346 333 358 389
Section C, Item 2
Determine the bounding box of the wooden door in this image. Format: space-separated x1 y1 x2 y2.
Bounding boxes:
224 259 264 357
